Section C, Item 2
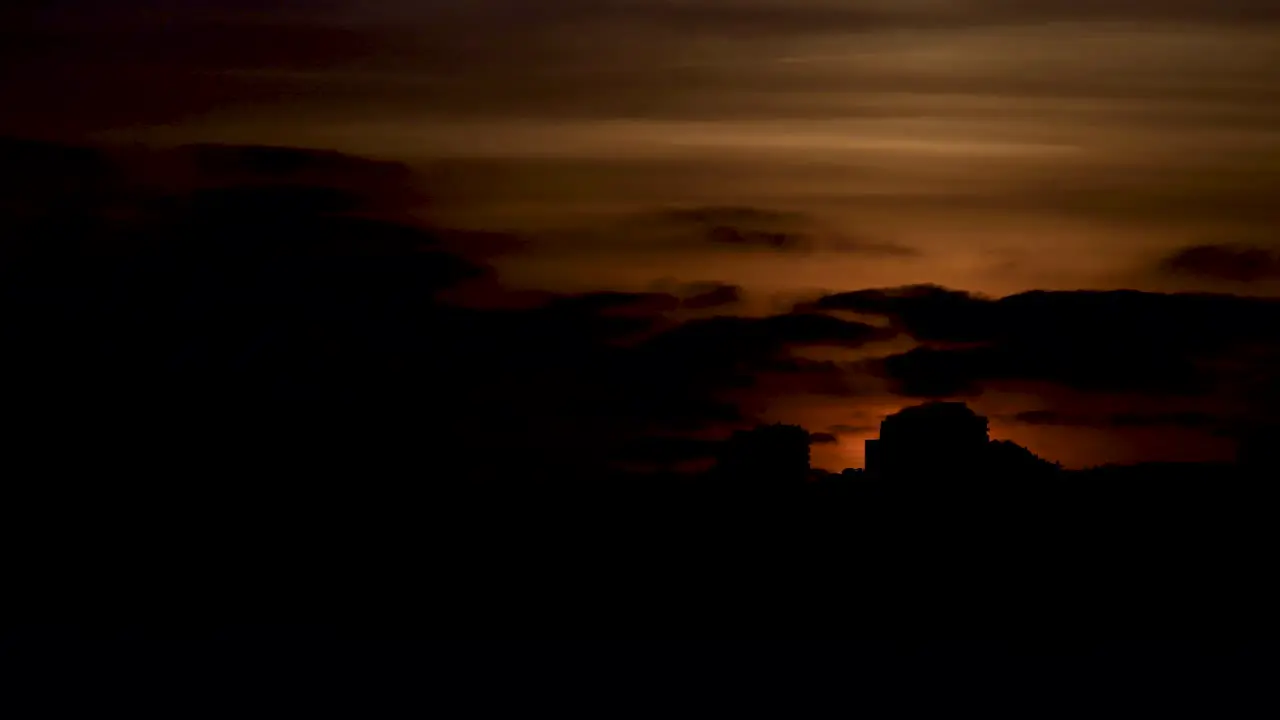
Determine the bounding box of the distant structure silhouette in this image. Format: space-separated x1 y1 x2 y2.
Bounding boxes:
860 401 1057 482
865 402 990 479
716 423 811 487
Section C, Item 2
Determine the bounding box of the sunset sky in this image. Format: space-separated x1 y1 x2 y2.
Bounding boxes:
5 1 1280 469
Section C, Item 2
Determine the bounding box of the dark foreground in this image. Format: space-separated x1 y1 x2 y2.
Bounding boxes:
4 468 1277 714
7 464 1277 642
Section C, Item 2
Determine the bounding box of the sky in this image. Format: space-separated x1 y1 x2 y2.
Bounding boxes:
5 1 1280 469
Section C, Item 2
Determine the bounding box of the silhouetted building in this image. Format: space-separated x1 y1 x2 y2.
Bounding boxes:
865 402 990 479
716 423 811 487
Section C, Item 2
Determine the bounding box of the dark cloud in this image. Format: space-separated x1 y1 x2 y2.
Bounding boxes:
636 314 887 392
818 285 1280 351
707 225 807 251
754 358 859 398
0 141 735 473
647 205 813 252
0 137 452 268
1014 410 1217 430
825 286 1280 400
756 313 889 347
436 229 530 260
656 206 807 228
0 137 421 224
829 424 877 435
701 227 918 256
872 347 988 398
180 143 413 186
0 142 506 469
799 285 992 342
9 137 1278 474
165 144 427 227
640 206 920 256
4 138 921 474
1161 244 1280 283
544 290 682 319
808 432 839 445
453 303 884 461
869 338 1197 398
679 282 743 310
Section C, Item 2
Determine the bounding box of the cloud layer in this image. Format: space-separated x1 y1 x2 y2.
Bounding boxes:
9 0 1279 304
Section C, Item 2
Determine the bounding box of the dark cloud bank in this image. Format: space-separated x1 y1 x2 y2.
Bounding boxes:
0 137 897 480
7 137 1280 669
802 285 1280 422
6 137 1280 478
633 205 919 256
1161 243 1280 283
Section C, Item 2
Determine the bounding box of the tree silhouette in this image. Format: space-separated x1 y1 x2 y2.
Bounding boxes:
867 402 989 480
985 439 1059 480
